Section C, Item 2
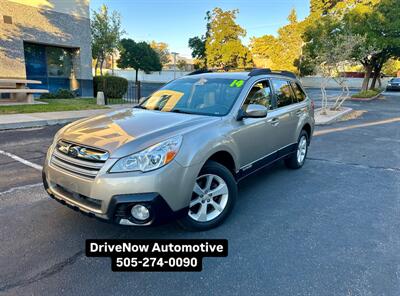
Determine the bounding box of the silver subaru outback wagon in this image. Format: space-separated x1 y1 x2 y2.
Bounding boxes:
43 69 315 231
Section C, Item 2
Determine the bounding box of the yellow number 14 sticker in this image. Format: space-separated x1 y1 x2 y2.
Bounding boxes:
230 79 244 88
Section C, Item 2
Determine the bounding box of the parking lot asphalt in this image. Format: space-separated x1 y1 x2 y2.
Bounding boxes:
0 90 399 295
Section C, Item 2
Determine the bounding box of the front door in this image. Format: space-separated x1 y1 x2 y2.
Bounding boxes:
232 80 280 173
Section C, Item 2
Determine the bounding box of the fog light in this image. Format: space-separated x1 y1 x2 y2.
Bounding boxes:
130 204 150 221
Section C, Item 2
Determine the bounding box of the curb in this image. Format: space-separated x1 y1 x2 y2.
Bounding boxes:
0 117 84 131
350 92 383 101
315 107 353 125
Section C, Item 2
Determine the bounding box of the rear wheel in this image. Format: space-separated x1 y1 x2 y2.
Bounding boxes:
178 161 237 231
285 130 309 169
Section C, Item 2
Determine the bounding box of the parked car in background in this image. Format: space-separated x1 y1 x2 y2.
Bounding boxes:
43 69 315 231
386 78 400 91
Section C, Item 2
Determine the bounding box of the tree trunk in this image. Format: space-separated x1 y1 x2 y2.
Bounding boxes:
370 64 382 90
135 69 139 84
361 65 373 92
100 57 104 76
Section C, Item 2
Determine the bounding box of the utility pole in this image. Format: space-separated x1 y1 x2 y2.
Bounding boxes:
171 52 179 79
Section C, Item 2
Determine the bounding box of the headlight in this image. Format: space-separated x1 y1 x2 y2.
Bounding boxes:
109 136 182 173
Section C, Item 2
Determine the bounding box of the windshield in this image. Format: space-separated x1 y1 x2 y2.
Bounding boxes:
391 78 400 83
138 77 246 116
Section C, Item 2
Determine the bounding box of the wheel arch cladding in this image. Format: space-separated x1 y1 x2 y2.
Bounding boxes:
206 151 237 175
302 123 312 140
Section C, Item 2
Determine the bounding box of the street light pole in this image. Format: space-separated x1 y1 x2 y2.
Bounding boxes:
171 52 179 79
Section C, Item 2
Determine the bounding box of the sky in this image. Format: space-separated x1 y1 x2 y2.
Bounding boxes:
90 0 311 58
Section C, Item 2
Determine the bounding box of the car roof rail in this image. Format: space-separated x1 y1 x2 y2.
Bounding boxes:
271 70 297 79
187 69 213 75
248 68 272 76
248 68 297 79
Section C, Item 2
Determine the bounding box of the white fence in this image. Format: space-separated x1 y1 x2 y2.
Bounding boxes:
300 76 392 89
105 69 191 83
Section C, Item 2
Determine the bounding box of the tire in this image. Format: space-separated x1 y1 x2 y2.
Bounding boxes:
178 160 237 231
285 130 309 169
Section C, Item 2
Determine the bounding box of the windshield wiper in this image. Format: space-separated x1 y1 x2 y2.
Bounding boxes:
170 109 193 114
133 105 147 110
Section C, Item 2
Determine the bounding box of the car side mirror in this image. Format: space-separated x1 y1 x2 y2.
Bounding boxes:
237 104 268 120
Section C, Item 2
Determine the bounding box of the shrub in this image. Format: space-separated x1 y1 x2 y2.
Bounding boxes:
351 89 381 98
40 88 76 99
93 76 128 99
56 88 76 98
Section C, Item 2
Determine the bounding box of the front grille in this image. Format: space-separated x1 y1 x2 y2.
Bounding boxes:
50 141 107 179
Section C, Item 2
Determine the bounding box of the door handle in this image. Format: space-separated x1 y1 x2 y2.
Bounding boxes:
267 117 280 126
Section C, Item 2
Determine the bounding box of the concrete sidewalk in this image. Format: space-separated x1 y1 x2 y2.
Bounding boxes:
0 105 130 130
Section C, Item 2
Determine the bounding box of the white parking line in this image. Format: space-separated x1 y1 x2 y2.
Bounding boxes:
0 149 43 171
0 183 42 196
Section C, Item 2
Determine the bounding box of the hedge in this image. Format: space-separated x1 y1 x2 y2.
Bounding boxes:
40 88 76 99
93 76 128 99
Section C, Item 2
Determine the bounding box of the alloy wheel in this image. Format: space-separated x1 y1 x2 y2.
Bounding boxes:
188 174 229 222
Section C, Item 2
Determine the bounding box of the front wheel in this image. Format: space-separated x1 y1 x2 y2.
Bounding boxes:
178 161 237 231
285 130 309 169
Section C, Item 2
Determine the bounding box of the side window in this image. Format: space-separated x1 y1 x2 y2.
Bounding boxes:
243 80 272 111
272 79 294 108
290 82 306 102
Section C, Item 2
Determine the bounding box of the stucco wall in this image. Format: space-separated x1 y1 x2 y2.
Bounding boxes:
0 0 92 80
6 0 90 18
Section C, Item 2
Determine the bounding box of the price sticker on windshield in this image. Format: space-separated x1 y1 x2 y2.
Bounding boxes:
230 79 244 88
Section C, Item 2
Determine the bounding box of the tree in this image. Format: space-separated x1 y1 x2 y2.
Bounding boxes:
302 16 369 112
150 41 170 66
250 9 304 73
117 39 162 84
91 4 123 75
188 11 211 68
343 0 400 90
177 60 188 71
306 0 400 90
205 8 253 69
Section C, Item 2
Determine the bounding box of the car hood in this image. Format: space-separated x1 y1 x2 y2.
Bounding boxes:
60 108 220 158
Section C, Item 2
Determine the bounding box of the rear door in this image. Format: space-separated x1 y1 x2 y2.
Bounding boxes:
269 79 299 152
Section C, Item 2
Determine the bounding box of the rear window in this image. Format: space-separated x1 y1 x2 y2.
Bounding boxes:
271 79 294 108
290 82 306 102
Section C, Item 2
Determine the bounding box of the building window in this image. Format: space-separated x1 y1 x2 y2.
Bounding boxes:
24 42 78 94
46 47 73 78
3 15 12 24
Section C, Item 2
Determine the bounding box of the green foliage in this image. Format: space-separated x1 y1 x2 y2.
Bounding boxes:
188 36 206 66
205 8 253 69
91 4 124 75
93 76 128 99
177 59 188 70
250 9 303 73
351 89 381 98
40 89 76 99
0 99 107 115
117 39 162 82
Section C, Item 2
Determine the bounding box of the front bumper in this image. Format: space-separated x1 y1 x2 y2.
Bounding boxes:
386 85 400 91
43 171 188 225
42 146 201 226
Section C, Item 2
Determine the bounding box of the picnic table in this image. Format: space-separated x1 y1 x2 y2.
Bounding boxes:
0 79 49 103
